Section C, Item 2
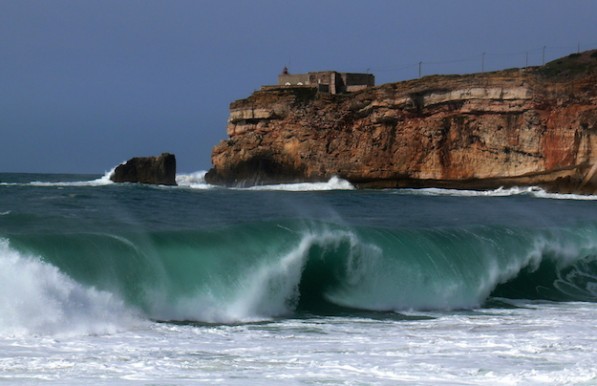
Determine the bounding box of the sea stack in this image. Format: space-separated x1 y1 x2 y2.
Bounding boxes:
110 153 177 186
205 51 597 194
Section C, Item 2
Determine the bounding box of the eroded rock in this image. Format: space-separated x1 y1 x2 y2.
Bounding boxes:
110 153 177 186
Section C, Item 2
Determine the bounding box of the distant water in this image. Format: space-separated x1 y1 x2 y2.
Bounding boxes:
1 172 596 385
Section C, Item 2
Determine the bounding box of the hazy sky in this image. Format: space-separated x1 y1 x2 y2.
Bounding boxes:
2 0 596 173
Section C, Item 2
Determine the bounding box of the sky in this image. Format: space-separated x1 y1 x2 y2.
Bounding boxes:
1 0 597 174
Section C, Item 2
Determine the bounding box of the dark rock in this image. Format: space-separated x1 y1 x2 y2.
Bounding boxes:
110 153 177 186
205 152 306 187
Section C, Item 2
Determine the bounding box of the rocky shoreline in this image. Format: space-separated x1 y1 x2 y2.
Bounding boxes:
206 51 597 194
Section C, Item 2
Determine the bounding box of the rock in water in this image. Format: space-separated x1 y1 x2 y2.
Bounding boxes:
110 153 177 186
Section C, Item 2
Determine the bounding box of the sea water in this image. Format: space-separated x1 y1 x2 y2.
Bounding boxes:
0 172 596 385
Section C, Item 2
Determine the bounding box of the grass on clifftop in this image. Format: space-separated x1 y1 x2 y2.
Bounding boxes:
538 50 597 78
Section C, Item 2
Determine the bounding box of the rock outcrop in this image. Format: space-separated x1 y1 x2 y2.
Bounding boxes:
110 153 177 186
206 51 597 194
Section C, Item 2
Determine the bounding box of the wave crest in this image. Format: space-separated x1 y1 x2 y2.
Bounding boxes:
0 239 140 337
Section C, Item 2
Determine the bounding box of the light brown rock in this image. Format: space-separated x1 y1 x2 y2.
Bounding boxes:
206 51 597 193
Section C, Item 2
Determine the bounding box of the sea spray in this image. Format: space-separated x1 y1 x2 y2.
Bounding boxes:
144 226 354 322
224 233 313 320
491 227 597 301
145 232 311 323
245 176 355 191
176 170 211 189
175 172 354 191
28 169 115 187
308 224 597 311
0 239 141 337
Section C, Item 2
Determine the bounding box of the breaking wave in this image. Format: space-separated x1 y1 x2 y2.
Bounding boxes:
2 220 596 332
0 239 141 337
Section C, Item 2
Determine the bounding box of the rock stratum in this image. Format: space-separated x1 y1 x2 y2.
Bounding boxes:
110 153 177 186
206 51 597 194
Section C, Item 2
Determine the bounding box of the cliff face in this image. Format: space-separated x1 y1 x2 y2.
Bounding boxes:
206 51 597 193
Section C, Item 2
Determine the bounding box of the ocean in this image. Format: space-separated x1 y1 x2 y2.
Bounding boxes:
1 171 596 385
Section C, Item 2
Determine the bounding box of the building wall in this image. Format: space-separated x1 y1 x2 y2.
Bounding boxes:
341 73 375 87
278 73 311 86
278 71 374 94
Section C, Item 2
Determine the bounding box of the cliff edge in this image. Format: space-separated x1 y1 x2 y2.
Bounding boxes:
206 51 597 193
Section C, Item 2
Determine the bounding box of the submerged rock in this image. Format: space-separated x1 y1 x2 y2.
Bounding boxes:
206 51 597 194
110 153 177 186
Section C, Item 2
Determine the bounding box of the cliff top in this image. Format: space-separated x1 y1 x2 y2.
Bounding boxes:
538 49 597 78
380 49 597 93
240 50 597 109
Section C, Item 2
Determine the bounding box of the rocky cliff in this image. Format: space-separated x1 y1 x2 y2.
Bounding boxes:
206 51 597 193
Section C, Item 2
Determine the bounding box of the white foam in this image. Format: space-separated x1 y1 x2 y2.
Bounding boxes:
2 302 596 384
175 170 214 189
147 232 315 323
27 168 116 187
246 176 355 191
92 167 117 185
176 173 354 191
225 234 313 320
402 186 597 200
530 188 597 201
144 227 372 323
0 238 141 337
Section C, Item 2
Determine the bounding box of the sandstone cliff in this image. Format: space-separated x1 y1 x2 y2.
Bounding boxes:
206 51 597 193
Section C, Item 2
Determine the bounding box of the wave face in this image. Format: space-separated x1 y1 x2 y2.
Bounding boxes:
1 178 597 331
3 220 596 326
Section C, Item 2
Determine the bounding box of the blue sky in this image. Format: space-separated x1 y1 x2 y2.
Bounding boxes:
1 0 596 173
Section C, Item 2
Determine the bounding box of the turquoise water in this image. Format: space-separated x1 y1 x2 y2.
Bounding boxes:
1 173 596 384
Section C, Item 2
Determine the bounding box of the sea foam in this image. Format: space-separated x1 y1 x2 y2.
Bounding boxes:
401 186 597 200
27 168 116 187
176 172 354 191
0 239 140 337
175 170 212 189
246 176 354 191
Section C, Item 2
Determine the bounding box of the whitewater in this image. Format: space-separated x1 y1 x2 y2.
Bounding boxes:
1 172 596 385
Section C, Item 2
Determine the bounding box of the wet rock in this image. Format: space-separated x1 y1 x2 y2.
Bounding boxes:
110 153 177 186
